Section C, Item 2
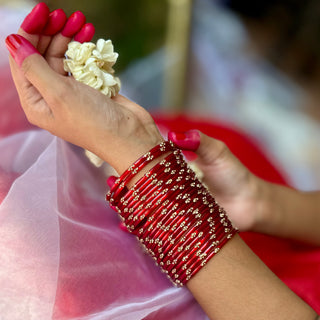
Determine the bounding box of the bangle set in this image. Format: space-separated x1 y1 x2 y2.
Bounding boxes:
106 141 237 286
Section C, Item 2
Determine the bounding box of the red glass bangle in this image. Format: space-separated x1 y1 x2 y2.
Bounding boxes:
118 153 180 222
163 220 213 275
150 213 197 258
120 151 178 204
107 141 175 204
106 141 238 286
180 228 238 284
139 183 195 240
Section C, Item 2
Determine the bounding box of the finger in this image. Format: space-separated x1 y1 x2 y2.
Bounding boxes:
168 130 200 151
6 34 65 110
18 2 50 48
44 11 87 73
107 175 129 193
8 53 53 129
119 222 131 233
61 11 86 38
107 175 118 188
43 9 67 36
168 130 228 166
192 132 228 166
74 23 95 43
167 129 200 160
6 34 39 68
38 9 67 55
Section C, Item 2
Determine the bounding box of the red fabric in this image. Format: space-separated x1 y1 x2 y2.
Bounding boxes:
154 113 320 313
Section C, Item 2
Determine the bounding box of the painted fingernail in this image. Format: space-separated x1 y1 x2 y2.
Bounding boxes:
182 150 198 161
110 204 117 211
43 9 67 35
5 34 39 67
107 175 118 188
20 2 50 34
74 23 95 43
168 129 200 151
119 222 130 233
61 11 86 38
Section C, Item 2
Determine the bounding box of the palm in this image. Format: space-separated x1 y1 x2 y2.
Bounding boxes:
9 28 68 113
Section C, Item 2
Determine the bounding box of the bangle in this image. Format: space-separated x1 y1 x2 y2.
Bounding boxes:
107 140 175 206
106 141 237 286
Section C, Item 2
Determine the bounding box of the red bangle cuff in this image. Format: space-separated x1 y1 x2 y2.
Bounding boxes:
106 141 237 286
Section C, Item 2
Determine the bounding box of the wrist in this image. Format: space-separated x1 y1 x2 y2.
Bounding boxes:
95 118 164 174
111 134 164 175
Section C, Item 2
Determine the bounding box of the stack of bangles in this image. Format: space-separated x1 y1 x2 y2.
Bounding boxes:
106 140 238 286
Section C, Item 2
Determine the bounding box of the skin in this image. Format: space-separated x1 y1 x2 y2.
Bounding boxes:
181 133 320 245
9 17 163 175
6 5 318 319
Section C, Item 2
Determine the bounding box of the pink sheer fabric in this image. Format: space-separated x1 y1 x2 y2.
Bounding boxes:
0 121 208 319
1 5 319 314
0 5 207 313
0 67 207 320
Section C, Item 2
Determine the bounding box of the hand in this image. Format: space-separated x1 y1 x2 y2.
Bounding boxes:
169 130 267 231
6 3 163 174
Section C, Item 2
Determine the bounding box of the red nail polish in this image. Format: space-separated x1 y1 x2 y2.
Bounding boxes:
119 222 130 233
74 23 95 43
5 34 39 67
107 175 117 188
20 2 50 34
43 9 67 36
182 150 198 161
61 11 86 38
168 130 200 151
172 132 186 141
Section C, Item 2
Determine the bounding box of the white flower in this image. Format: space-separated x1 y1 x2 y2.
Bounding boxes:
64 61 103 90
92 39 119 71
63 38 121 166
100 74 121 98
63 39 121 98
65 41 95 65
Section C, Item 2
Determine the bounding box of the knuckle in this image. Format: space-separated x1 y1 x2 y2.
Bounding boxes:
215 140 229 159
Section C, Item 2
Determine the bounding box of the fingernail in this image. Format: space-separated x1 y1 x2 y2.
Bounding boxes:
5 34 39 67
107 175 129 198
119 222 130 233
61 11 86 38
107 175 118 188
43 9 67 36
20 2 50 34
182 150 198 161
74 23 95 43
168 129 200 151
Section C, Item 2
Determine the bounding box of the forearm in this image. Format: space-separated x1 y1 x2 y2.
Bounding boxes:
187 234 317 320
255 179 320 245
107 142 317 319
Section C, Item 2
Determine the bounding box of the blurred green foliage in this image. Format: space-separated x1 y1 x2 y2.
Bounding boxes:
45 0 167 71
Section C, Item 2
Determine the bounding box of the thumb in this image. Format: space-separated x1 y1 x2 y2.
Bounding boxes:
168 130 229 166
6 34 64 99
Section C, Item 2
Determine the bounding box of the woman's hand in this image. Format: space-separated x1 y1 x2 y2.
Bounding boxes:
169 130 320 244
6 3 163 174
168 130 268 231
